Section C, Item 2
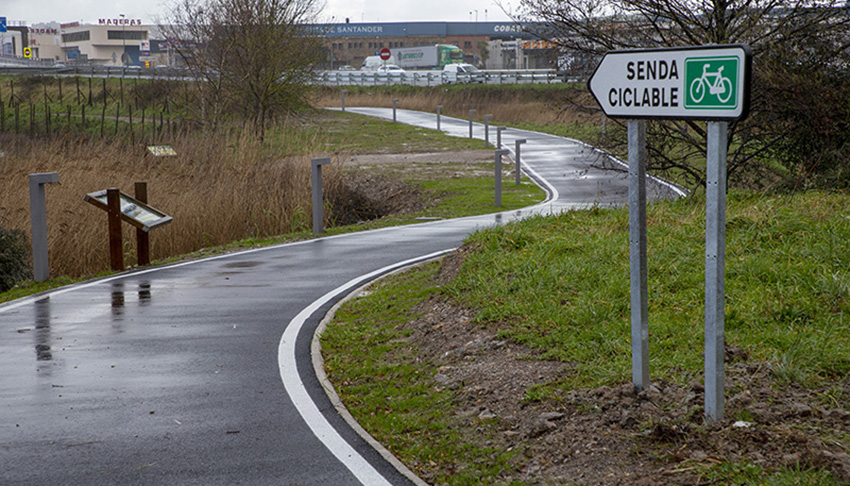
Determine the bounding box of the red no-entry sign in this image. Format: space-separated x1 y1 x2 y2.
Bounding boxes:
379 48 391 61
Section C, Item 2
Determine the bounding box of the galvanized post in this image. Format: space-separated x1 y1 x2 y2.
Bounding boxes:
392 99 398 123
484 114 493 147
628 120 649 392
468 109 476 138
436 105 443 131
311 158 331 234
496 126 506 149
28 172 59 282
705 121 728 422
514 139 526 186
341 90 347 112
495 149 508 207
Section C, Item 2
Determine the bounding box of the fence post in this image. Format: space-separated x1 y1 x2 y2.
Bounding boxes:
495 149 508 207
28 172 60 282
514 139 526 186
468 109 476 138
311 158 331 234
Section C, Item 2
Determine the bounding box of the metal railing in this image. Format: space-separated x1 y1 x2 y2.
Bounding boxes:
314 69 585 86
0 64 587 85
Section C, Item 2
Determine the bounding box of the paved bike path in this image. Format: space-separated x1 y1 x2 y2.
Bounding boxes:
1 108 681 485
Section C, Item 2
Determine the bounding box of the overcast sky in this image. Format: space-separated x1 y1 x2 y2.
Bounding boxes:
5 0 515 26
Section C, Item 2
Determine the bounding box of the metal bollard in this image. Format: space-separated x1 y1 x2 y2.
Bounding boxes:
436 105 443 131
28 172 59 282
483 114 493 147
496 126 506 149
311 158 331 234
392 99 398 123
341 90 347 112
495 149 508 207
468 109 476 138
515 139 527 186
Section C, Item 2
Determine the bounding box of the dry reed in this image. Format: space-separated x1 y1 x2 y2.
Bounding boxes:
0 122 343 278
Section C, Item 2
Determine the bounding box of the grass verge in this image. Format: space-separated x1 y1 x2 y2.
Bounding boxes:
322 190 850 485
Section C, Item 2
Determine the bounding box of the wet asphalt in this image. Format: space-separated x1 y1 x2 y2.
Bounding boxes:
1 108 682 485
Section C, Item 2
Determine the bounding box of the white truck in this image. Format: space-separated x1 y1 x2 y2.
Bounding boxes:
390 44 465 70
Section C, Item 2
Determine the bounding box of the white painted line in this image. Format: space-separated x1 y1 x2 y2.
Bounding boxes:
278 249 453 485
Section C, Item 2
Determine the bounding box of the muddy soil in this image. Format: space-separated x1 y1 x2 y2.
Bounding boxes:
397 251 850 485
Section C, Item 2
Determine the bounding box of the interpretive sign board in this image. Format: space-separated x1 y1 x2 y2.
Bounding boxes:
85 190 172 232
588 45 752 121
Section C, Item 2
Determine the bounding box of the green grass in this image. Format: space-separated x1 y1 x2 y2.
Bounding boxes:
444 191 850 388
322 263 524 484
300 110 492 154
323 190 850 485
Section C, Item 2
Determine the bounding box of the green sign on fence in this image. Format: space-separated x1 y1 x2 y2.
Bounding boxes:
684 56 740 110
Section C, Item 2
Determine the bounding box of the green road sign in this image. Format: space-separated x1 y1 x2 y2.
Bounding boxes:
684 56 739 109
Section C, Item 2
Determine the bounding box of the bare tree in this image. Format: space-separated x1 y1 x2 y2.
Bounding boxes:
510 0 850 190
161 0 324 136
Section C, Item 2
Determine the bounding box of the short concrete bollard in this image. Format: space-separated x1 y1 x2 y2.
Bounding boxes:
495 149 508 207
468 109 476 138
311 158 331 234
341 90 347 112
392 99 398 123
28 172 59 282
515 139 527 186
436 105 443 131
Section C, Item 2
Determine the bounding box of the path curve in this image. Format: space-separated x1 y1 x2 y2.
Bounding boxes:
1 108 681 485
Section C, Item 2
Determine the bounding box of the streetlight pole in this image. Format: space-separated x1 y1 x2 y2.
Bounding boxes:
119 13 126 66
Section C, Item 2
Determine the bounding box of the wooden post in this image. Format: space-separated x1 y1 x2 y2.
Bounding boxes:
107 188 124 271
135 182 150 266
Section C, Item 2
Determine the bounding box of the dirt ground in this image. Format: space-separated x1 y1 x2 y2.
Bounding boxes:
388 249 850 485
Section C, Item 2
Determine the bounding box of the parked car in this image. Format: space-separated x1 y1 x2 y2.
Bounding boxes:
442 63 485 84
337 65 355 71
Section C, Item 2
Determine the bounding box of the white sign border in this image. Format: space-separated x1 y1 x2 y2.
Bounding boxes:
588 44 753 122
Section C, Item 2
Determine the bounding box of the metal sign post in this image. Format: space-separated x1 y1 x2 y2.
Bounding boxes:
468 109 476 138
628 120 649 391
588 44 751 421
28 172 59 282
705 121 728 421
514 139 526 186
436 105 443 131
311 158 331 234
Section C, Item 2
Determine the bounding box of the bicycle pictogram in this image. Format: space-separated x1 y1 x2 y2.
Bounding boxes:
689 64 733 104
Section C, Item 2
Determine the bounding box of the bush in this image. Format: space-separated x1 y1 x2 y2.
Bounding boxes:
0 226 30 292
